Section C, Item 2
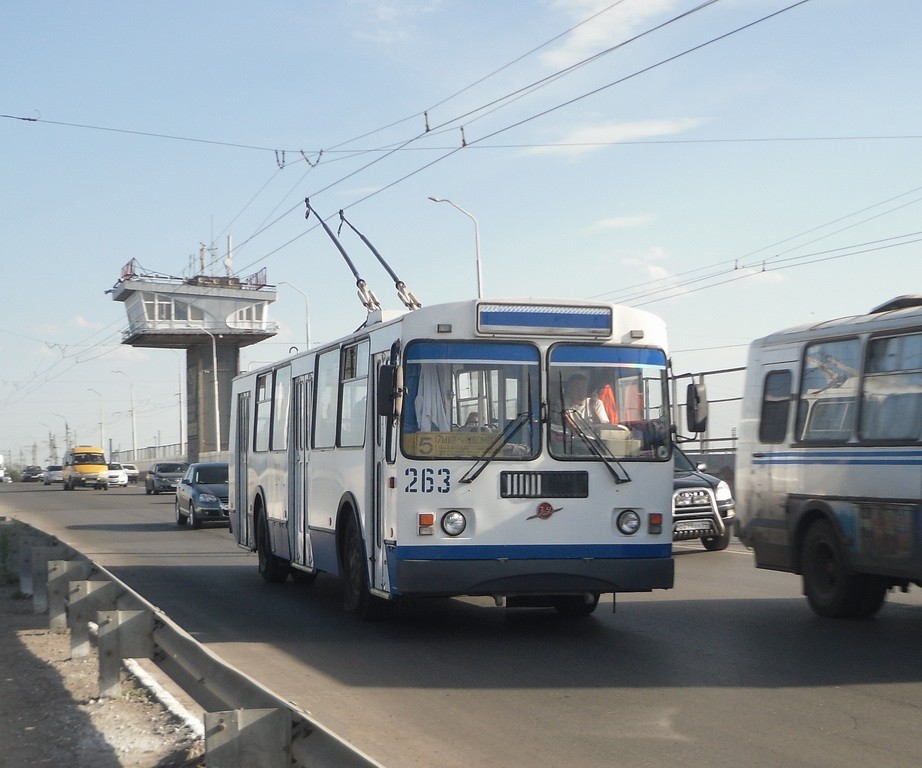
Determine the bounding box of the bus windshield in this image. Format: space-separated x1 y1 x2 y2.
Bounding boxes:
401 340 541 459
548 344 670 460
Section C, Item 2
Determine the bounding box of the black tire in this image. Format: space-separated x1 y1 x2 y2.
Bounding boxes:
175 499 187 527
291 569 319 584
190 503 202 530
145 485 152 495
553 593 600 617
342 514 391 619
702 526 732 552
802 519 886 618
256 512 288 583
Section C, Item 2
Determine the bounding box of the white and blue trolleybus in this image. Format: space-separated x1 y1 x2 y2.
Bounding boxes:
229 297 688 618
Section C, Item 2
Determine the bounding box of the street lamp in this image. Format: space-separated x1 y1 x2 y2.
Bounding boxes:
278 281 311 351
429 196 483 299
88 388 105 451
111 370 138 460
187 323 221 454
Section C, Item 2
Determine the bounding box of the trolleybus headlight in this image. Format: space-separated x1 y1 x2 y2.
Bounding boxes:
617 509 641 536
441 510 467 536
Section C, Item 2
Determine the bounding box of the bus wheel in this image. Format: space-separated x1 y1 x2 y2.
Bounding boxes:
342 515 390 619
257 513 288 583
553 593 600 617
802 519 883 618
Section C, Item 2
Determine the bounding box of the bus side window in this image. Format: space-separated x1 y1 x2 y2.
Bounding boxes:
759 370 792 444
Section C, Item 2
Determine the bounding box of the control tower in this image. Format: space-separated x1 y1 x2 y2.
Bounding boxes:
110 258 278 461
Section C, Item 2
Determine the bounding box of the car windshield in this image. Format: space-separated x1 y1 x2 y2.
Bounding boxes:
158 464 187 473
74 453 105 464
195 466 228 484
108 463 122 470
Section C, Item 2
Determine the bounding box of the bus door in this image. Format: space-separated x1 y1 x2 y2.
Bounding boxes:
748 357 797 569
290 373 314 569
234 390 252 547
370 352 392 593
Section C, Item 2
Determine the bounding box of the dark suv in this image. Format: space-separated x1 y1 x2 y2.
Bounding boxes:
145 462 189 495
21 465 44 482
672 448 736 551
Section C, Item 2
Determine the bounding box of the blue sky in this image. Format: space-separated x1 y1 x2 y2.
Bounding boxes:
2 0 921 465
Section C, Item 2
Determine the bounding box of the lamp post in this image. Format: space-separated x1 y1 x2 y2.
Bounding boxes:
428 196 483 299
188 324 221 454
88 388 105 451
111 370 138 460
278 281 311 350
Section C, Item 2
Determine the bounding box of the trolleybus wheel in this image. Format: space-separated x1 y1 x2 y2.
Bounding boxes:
257 512 288 583
342 514 390 619
553 593 600 617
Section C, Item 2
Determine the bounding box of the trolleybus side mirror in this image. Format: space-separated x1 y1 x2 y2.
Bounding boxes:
377 364 399 417
686 382 709 434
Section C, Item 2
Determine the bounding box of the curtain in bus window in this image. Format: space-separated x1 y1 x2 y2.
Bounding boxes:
415 363 453 432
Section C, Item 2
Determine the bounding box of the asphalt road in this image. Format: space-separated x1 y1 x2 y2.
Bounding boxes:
3 482 922 768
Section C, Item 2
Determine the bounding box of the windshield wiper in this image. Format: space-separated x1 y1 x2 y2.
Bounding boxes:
563 410 631 485
459 412 531 484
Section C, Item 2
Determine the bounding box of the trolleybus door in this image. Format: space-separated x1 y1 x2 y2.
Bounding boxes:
233 390 252 547
290 374 314 569
370 352 390 593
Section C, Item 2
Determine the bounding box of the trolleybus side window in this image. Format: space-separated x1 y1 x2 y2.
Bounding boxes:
340 340 370 447
758 370 792 444
859 333 922 442
271 366 291 451
314 349 339 448
796 338 860 443
254 372 272 452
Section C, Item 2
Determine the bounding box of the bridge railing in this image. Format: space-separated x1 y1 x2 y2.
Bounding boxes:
4 519 383 768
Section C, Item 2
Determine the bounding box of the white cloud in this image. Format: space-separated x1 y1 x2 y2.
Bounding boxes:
529 118 706 156
349 0 442 45
542 0 677 69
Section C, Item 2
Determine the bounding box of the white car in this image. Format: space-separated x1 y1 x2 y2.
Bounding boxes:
121 463 140 484
43 465 64 485
106 462 129 487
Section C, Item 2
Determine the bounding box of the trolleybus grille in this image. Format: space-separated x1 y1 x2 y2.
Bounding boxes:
499 471 589 498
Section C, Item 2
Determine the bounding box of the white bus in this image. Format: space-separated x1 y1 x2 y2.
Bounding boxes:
736 296 922 618
230 298 695 618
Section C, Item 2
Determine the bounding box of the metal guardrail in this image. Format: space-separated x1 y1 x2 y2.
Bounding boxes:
7 520 383 768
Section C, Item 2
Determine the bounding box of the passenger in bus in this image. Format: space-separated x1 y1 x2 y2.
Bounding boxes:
563 373 609 424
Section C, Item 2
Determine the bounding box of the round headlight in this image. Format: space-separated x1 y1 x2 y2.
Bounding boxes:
617 509 641 535
441 510 467 536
